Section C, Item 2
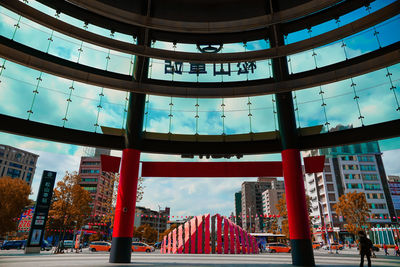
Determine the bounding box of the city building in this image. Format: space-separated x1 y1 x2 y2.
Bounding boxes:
0 144 39 186
78 148 116 217
388 175 400 218
262 180 285 217
234 191 242 227
303 128 396 242
241 177 278 232
134 206 170 233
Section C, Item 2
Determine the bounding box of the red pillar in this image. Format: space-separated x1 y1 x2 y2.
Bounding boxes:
109 149 140 263
282 149 314 266
217 215 222 254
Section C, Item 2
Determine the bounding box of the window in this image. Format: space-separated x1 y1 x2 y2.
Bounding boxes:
28 167 33 171
82 186 97 193
328 193 336 201
360 165 376 171
324 166 331 172
82 161 100 165
343 165 358 170
6 168 21 178
81 169 100 174
29 160 35 165
369 203 386 209
341 156 356 161
364 183 381 190
367 193 384 199
82 178 98 182
327 184 335 191
346 183 362 189
362 174 378 181
9 162 22 168
358 156 374 162
344 174 360 179
26 173 32 182
325 174 332 182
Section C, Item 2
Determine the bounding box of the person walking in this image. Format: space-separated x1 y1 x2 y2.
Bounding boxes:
383 244 388 255
395 244 400 256
358 231 373 267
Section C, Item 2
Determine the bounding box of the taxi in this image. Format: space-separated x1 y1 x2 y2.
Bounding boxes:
266 243 291 253
132 242 155 252
312 242 321 249
330 243 344 250
89 241 111 252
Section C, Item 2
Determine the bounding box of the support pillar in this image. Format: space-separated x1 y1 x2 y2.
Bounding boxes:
109 148 141 263
282 149 314 265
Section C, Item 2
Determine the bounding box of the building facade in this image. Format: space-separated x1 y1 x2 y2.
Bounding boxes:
241 177 277 232
134 206 170 233
303 138 396 242
388 175 400 218
234 191 242 227
0 144 39 186
78 148 115 217
262 180 285 217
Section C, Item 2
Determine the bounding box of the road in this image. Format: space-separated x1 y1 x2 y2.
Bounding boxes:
0 248 399 266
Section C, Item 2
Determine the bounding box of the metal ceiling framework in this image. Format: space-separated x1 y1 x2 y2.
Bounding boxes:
0 0 399 155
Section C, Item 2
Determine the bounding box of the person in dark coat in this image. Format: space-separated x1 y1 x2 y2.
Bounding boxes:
358 231 373 267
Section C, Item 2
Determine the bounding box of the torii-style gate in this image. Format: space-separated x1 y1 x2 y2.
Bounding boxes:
102 155 324 264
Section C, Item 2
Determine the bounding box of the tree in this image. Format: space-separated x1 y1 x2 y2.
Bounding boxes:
264 216 279 234
142 225 158 243
275 193 314 239
46 172 91 251
160 224 177 241
101 173 145 229
333 191 370 236
0 177 31 235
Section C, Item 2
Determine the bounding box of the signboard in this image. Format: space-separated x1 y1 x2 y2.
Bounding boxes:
389 182 400 209
18 206 35 232
25 170 57 254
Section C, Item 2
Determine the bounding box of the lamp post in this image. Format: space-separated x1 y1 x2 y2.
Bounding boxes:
249 206 252 233
157 205 161 242
318 201 331 253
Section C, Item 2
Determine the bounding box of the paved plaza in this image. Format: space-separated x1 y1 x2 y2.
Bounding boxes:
0 250 399 267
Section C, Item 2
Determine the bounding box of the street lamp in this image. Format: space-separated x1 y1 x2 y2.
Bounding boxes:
318 201 331 253
248 206 252 233
157 205 161 242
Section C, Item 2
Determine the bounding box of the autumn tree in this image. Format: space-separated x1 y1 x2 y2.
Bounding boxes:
333 191 370 236
0 177 31 235
46 172 91 251
142 225 158 243
276 194 314 238
264 217 279 234
101 173 145 228
159 224 178 241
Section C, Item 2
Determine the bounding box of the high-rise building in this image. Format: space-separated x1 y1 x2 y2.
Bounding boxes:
134 206 170 233
303 133 396 241
262 180 285 217
0 144 39 186
241 177 277 232
388 175 400 218
78 148 116 217
234 191 242 227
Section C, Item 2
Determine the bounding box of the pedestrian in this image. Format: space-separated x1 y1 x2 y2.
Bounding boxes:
395 244 400 256
358 231 373 267
383 244 388 256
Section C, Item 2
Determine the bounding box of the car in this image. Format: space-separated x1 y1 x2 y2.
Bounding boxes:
312 242 321 249
131 242 155 252
41 240 52 251
89 241 112 252
323 243 344 250
1 240 26 250
154 242 162 249
266 243 291 253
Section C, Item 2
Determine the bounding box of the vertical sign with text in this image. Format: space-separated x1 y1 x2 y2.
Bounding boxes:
25 170 56 253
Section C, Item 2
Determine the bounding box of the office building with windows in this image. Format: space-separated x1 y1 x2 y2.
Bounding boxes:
262 180 285 217
241 177 277 232
0 144 38 186
134 206 170 233
303 133 396 241
388 175 400 218
78 148 116 217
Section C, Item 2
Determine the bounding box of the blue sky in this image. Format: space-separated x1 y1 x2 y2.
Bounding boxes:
0 0 400 217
